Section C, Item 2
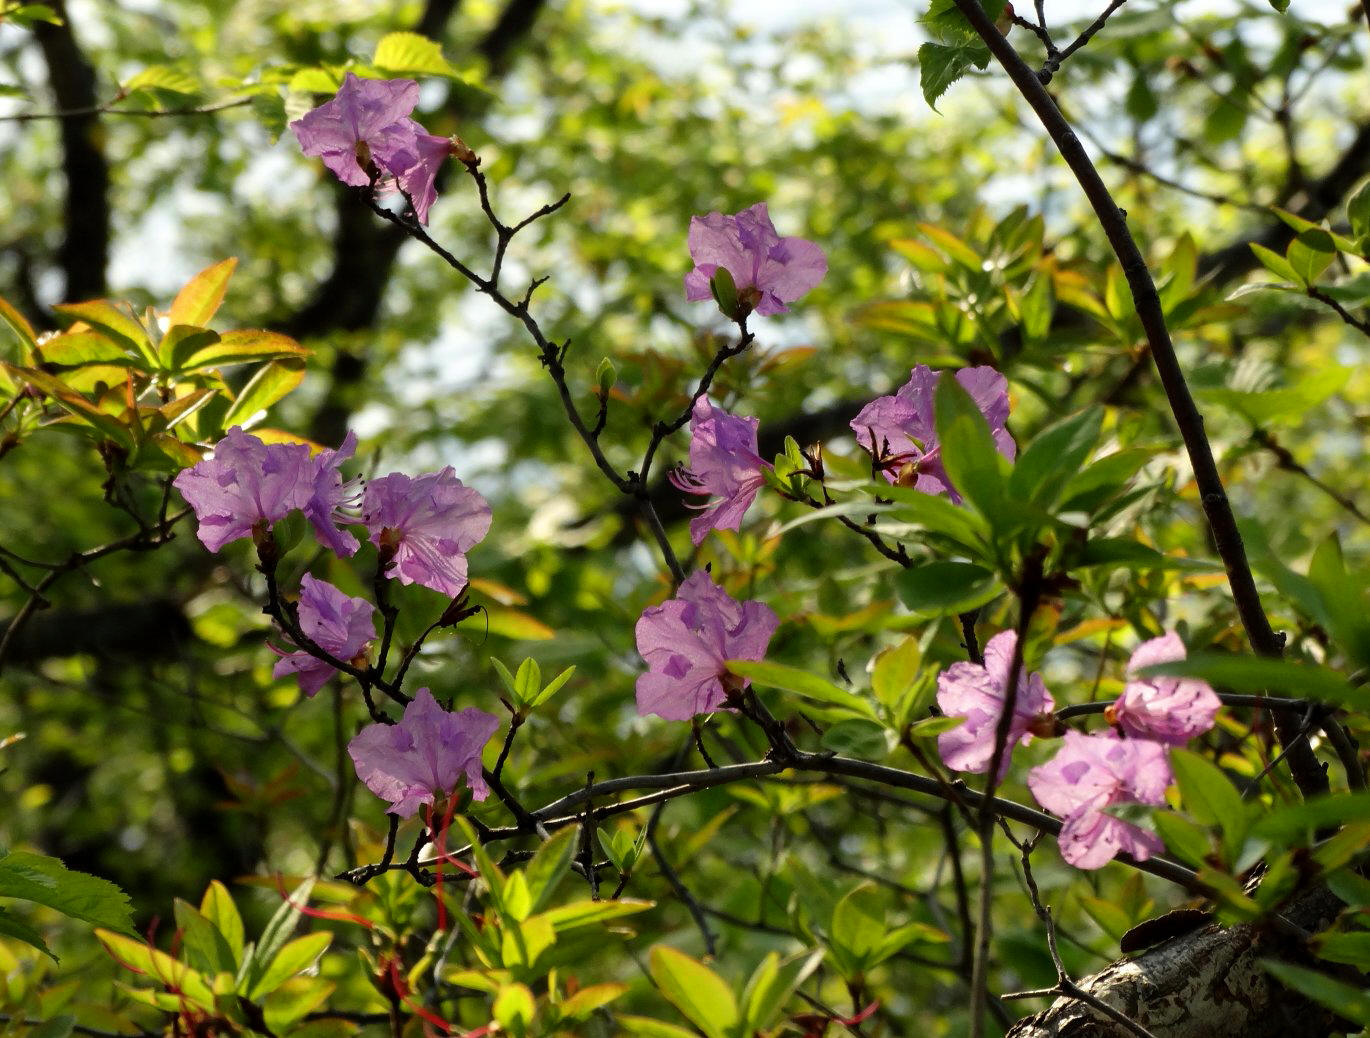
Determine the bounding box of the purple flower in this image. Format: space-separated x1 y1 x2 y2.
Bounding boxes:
348 688 500 817
1107 633 1220 746
290 73 423 188
683 203 827 317
668 396 770 546
290 74 451 224
1027 730 1171 870
173 426 313 552
936 630 1055 776
389 123 453 225
174 427 364 557
851 365 1015 501
303 430 362 558
362 468 492 598
272 574 375 697
635 570 779 721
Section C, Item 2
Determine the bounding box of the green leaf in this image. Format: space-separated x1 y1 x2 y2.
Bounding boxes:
240 876 314 996
122 64 199 96
1313 931 1370 967
160 325 220 371
918 41 988 111
200 880 244 966
1267 0 1290 12
530 665 576 708
174 898 236 976
514 657 541 705
0 906 54 959
896 560 999 615
51 300 153 365
934 372 1008 519
168 258 237 328
830 882 887 976
1255 791 1370 845
1348 180 1370 250
725 659 879 721
221 358 306 427
559 982 629 1021
1140 653 1370 712
177 329 308 371
648 945 739 1038
0 850 135 935
493 983 536 1036
0 295 38 352
616 1016 701 1038
539 898 653 932
373 31 458 76
1249 242 1300 283
523 827 576 914
1008 408 1103 508
741 950 823 1032
821 720 888 757
1286 228 1336 286
871 637 921 712
5 5 63 27
1152 812 1212 868
502 872 532 922
1169 750 1247 858
1261 960 1370 1026
247 931 331 999
491 656 519 698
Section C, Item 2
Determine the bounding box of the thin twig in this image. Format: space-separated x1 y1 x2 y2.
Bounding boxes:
1040 0 1129 82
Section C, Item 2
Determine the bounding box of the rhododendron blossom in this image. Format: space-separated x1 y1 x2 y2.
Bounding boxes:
1107 633 1221 745
851 365 1015 501
361 468 492 598
635 570 778 721
669 396 770 546
272 574 375 697
1028 730 1171 870
348 688 500 818
683 203 827 316
936 630 1054 776
174 427 361 555
290 72 451 223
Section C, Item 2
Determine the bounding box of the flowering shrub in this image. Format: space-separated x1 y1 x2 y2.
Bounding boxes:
2 6 1370 1037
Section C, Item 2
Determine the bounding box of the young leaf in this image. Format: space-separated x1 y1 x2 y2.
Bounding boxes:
523 827 576 914
240 876 315 995
530 664 576 707
1008 407 1103 508
246 931 332 1000
648 945 739 1038
724 659 879 721
1170 749 1247 859
168 258 238 328
741 949 824 1032
221 358 306 427
200 879 244 966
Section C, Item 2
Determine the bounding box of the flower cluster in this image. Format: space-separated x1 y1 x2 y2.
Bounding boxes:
936 632 1218 869
175 426 499 814
291 73 452 224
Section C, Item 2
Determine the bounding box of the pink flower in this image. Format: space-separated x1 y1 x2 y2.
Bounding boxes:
1107 633 1221 746
936 630 1054 776
290 73 451 224
173 426 313 552
668 396 770 546
851 365 1015 501
361 468 492 598
389 124 453 225
174 427 364 556
635 570 779 721
348 688 500 817
272 574 375 697
683 203 827 317
290 73 423 187
1027 730 1171 870
302 430 362 558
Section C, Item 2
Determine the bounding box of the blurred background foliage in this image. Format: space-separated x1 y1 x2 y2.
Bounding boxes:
1 0 1370 1032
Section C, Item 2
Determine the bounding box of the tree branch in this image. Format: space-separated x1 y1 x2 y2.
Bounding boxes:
947 0 1328 800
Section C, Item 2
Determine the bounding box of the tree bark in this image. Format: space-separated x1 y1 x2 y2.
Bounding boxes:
1007 890 1345 1038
